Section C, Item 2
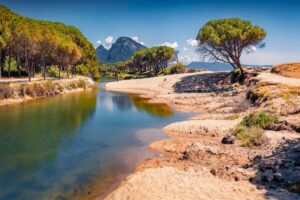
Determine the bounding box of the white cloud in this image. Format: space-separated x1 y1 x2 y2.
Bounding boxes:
131 36 145 46
186 39 199 47
131 36 139 42
183 47 188 52
178 54 200 64
103 36 114 49
96 40 101 45
159 41 178 49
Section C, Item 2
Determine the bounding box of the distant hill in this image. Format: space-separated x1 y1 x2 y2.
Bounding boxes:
96 37 146 63
187 62 272 71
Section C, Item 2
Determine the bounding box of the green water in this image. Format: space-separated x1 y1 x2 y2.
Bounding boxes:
0 86 191 200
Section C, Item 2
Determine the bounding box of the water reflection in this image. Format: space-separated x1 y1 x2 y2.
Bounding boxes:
130 95 173 118
0 91 97 200
0 89 190 200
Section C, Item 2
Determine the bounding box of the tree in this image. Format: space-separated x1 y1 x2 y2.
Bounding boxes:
0 5 97 80
196 18 266 74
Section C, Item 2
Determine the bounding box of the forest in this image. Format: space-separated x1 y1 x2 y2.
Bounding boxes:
0 5 99 80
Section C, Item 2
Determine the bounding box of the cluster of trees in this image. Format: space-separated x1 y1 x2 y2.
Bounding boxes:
105 46 174 75
0 5 97 80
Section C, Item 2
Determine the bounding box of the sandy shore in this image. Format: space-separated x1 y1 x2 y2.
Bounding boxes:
104 71 300 200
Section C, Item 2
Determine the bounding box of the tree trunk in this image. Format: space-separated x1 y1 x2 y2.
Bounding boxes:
17 64 21 77
59 66 61 80
29 63 32 82
44 66 46 80
67 66 69 78
8 53 11 78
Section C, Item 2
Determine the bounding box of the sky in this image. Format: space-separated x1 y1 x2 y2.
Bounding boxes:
1 0 300 65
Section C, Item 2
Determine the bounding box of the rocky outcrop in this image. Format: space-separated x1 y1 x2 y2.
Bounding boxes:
96 37 146 63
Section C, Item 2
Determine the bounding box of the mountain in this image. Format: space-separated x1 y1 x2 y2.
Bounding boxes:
187 62 272 71
96 37 146 63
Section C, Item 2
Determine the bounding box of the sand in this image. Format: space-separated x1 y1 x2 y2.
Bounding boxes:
104 71 300 200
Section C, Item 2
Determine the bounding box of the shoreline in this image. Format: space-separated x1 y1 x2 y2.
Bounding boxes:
0 76 96 107
103 71 300 200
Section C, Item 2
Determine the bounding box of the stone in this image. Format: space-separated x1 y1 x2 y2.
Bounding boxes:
262 170 274 182
221 135 236 144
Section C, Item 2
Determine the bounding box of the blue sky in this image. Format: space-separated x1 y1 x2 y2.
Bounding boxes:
1 0 300 65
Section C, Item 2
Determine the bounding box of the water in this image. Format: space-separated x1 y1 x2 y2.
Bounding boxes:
0 86 191 200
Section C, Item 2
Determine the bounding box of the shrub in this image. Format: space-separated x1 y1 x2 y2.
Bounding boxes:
76 64 89 76
47 66 59 77
162 63 186 75
232 125 265 147
225 114 240 120
44 81 56 95
0 85 14 100
77 79 86 88
241 111 278 129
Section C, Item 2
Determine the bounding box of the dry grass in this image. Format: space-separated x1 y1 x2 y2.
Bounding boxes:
271 63 300 78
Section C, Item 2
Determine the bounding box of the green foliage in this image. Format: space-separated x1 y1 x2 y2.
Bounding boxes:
232 125 265 147
162 63 186 75
241 111 278 129
0 5 96 79
76 60 101 79
197 18 266 72
77 79 86 88
224 114 240 120
47 66 59 77
129 46 174 73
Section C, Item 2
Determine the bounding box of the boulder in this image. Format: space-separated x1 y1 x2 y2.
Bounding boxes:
222 135 236 144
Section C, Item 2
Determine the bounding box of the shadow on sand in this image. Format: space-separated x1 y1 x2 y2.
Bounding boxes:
250 138 300 199
173 72 235 93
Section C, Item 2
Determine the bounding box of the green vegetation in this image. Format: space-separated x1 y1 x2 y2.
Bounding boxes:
241 111 278 129
0 78 90 99
47 66 60 77
231 111 278 147
0 5 98 80
224 114 240 120
100 46 183 79
196 18 266 74
160 63 186 75
232 125 265 147
246 83 300 104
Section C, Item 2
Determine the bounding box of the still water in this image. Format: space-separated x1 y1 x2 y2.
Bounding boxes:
0 86 191 200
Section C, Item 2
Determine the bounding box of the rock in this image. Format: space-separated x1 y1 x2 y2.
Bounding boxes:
189 143 219 155
262 170 274 182
221 135 236 144
273 172 283 182
180 151 189 160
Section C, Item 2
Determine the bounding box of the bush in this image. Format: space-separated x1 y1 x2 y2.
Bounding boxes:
225 114 240 120
76 64 89 76
162 63 186 75
77 79 86 88
0 85 14 100
241 111 278 129
232 125 265 147
47 66 59 77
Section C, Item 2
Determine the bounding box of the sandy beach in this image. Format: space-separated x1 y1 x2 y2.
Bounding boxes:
103 71 300 200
